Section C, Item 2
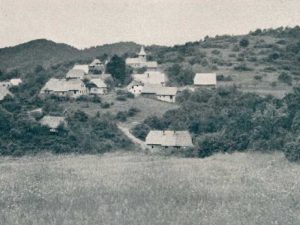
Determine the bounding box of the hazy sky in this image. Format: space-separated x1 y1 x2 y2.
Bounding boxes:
0 0 300 49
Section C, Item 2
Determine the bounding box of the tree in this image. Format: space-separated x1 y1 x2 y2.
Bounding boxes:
106 55 126 85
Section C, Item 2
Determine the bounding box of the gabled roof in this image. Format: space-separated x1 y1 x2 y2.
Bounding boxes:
141 84 162 94
90 78 107 88
133 71 167 85
146 130 193 147
90 59 103 67
41 78 86 92
156 87 177 96
0 86 12 101
73 64 89 74
194 73 217 86
125 59 158 68
40 116 66 129
66 69 85 79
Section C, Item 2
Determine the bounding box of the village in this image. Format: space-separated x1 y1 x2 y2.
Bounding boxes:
0 46 217 150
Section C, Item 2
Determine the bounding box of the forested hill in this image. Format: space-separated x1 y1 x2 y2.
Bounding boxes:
1 26 300 89
0 40 140 72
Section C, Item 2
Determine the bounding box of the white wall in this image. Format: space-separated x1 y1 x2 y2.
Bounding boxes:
156 95 176 103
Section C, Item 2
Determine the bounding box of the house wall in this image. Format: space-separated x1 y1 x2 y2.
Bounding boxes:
156 95 176 103
128 85 143 96
90 87 107 95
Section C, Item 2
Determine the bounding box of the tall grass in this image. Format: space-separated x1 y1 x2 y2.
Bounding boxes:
0 152 299 225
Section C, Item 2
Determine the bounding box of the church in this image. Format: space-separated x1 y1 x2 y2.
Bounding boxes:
126 46 158 71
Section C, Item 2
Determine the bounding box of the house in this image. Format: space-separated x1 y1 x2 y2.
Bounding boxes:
146 130 193 148
0 81 11 88
85 73 112 81
126 46 158 70
0 86 12 101
66 69 85 79
132 71 167 85
72 64 89 74
156 87 177 103
89 78 108 95
193 73 217 87
40 78 87 98
39 115 66 132
127 80 144 95
10 78 22 86
89 59 105 74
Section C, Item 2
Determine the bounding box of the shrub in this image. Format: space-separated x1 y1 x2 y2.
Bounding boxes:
115 111 127 122
131 123 150 140
217 75 233 81
116 95 127 101
101 102 111 108
278 72 292 85
128 107 140 117
239 38 249 48
234 64 253 71
254 75 263 81
284 140 300 162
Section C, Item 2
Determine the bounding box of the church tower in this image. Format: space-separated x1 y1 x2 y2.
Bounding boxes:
138 46 147 62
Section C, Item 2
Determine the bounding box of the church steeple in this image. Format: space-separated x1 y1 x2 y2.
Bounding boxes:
138 46 147 62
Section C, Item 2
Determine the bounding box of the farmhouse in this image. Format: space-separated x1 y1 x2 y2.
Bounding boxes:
126 46 158 70
66 69 85 79
194 73 217 87
133 71 167 85
40 78 87 98
72 64 89 74
156 87 177 103
146 130 193 148
10 78 22 86
40 115 66 132
89 78 108 95
89 59 105 74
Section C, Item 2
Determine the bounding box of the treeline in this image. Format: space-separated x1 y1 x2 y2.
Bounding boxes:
132 87 300 161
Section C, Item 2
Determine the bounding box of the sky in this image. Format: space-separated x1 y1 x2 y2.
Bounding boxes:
0 0 300 49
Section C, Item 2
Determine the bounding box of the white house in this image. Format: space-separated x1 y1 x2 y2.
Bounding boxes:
40 78 87 98
132 71 167 86
146 130 193 148
66 69 85 79
89 78 108 95
72 64 89 74
126 46 158 70
40 115 66 132
141 84 162 96
156 87 177 103
10 78 22 86
193 73 217 87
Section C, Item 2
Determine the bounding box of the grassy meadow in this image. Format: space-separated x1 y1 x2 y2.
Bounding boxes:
0 151 299 225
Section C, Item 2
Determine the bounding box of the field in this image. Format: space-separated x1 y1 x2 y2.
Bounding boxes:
0 151 299 225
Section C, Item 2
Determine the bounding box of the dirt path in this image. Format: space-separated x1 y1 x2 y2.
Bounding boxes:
117 124 148 150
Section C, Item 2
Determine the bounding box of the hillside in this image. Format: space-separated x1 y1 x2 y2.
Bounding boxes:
1 27 300 93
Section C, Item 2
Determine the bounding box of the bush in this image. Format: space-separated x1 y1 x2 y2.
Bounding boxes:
217 74 233 81
284 140 300 162
128 107 140 117
131 123 150 140
115 111 127 122
234 64 253 71
278 72 292 85
101 102 111 108
239 38 250 48
116 95 127 101
254 75 263 81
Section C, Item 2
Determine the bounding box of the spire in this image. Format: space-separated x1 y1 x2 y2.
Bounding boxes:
138 46 146 56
